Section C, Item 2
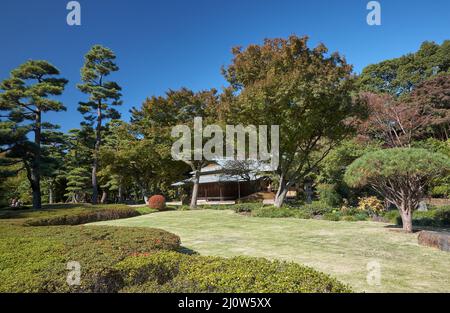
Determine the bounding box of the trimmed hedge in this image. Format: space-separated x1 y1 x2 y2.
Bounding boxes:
233 203 264 213
115 251 352 293
24 208 140 226
0 224 181 292
251 203 369 222
252 206 300 218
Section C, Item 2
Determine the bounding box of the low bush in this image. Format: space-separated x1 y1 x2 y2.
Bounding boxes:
24 208 141 226
0 224 180 292
300 202 334 216
340 212 369 221
316 184 342 207
382 210 400 223
252 206 299 218
115 251 352 293
323 211 341 221
435 206 450 226
357 196 385 216
0 203 132 220
252 203 369 222
148 195 166 211
233 203 263 213
168 204 244 211
295 210 314 219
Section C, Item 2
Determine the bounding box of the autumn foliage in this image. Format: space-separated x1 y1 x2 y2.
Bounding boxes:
148 195 166 210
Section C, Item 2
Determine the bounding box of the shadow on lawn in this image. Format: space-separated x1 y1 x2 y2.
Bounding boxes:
384 224 450 233
177 246 199 255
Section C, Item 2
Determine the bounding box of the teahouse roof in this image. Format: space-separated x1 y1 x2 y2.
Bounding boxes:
173 159 272 186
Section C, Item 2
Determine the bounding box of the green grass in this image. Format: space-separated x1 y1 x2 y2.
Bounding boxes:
94 209 450 293
0 204 350 293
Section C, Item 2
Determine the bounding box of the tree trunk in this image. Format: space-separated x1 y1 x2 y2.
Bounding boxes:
31 110 42 210
400 208 413 233
304 182 313 204
48 187 54 204
138 185 149 204
100 190 107 204
190 170 200 209
31 182 41 210
118 184 123 203
92 103 102 204
274 175 289 208
91 165 98 204
237 180 241 200
274 187 288 207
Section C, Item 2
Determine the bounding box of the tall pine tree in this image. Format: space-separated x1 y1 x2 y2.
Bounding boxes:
77 45 122 204
0 60 67 209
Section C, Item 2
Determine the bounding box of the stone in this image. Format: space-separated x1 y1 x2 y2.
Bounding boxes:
418 231 450 252
417 201 428 212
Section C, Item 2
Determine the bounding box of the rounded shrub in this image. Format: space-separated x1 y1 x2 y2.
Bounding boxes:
115 251 352 293
148 195 166 211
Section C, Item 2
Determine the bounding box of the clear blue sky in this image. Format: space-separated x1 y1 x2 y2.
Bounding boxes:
1 0 449 132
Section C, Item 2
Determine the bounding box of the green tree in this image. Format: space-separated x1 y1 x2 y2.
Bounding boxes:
0 60 67 209
65 167 91 203
77 45 122 204
98 120 135 203
63 127 95 203
414 138 450 197
99 119 186 203
317 139 379 203
344 148 450 232
222 35 365 207
358 40 450 96
40 130 67 204
132 88 218 208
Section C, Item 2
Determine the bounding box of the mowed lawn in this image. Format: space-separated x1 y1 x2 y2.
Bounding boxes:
93 209 450 292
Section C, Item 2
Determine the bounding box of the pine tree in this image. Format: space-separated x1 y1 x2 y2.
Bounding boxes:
63 127 95 203
77 45 122 204
65 167 91 203
0 60 67 209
